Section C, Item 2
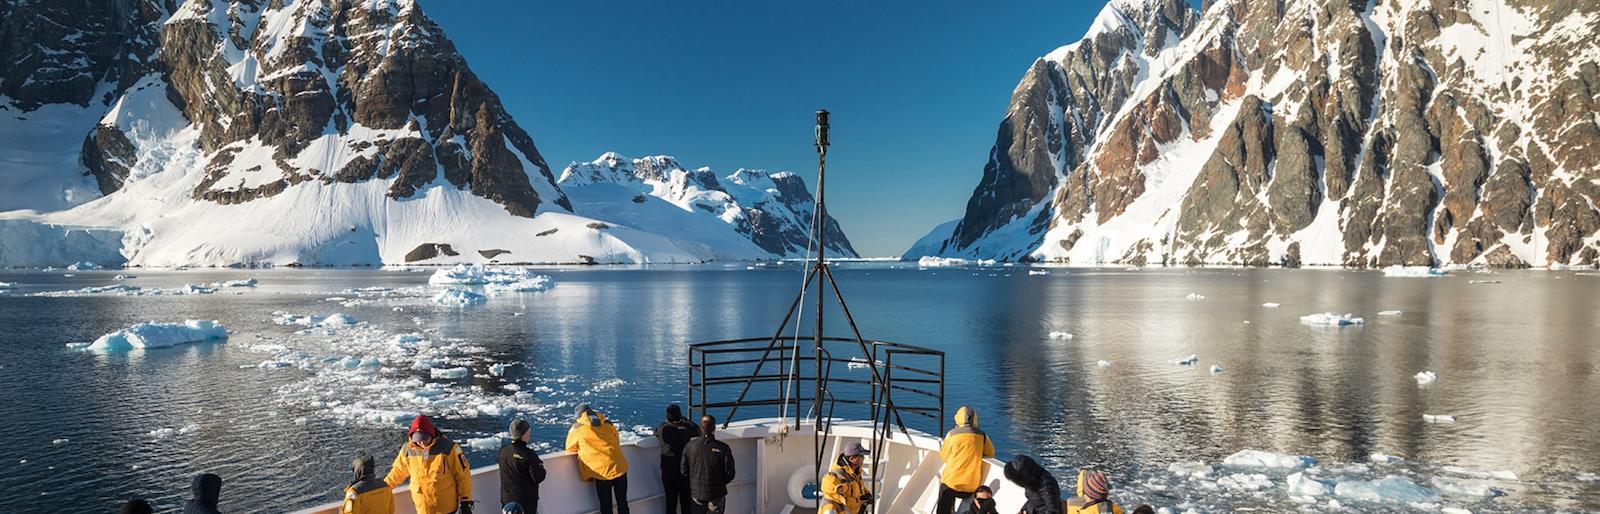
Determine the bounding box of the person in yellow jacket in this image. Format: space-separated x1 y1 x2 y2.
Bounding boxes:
1064 469 1124 514
820 442 873 514
937 406 996 514
343 453 394 514
384 415 474 514
565 404 630 514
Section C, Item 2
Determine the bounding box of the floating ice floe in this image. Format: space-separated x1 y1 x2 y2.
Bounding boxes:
916 256 972 267
1440 466 1517 481
148 423 201 439
213 278 257 287
429 264 550 287
1382 266 1448 277
1468 279 1502 284
0 281 12 289
1378 310 1403 316
1185 293 1206 301
1222 449 1317 469
1209 364 1225 374
66 261 103 270
1173 354 1199 366
1124 266 1140 271
1422 414 1456 424
1167 461 1213 479
273 312 357 328
430 367 470 379
1287 471 1332 496
1048 331 1073 340
489 363 509 376
1300 312 1364 326
1096 360 1113 368
1332 475 1438 503
1430 477 1503 497
1368 453 1403 463
1261 302 1280 308
181 284 216 294
846 357 871 370
487 275 554 293
87 320 228 351
1219 472 1274 491
466 437 501 451
1414 371 1437 385
51 438 68 445
112 274 134 280
432 289 487 306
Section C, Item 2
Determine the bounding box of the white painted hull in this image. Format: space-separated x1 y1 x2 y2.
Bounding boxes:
293 418 1026 514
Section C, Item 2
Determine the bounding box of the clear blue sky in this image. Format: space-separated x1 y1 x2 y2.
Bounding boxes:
417 1 1129 257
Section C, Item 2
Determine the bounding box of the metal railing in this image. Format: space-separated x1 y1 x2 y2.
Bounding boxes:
687 336 946 439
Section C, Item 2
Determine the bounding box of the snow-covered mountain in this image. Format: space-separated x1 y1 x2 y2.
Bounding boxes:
559 153 857 259
909 0 1600 268
0 0 851 266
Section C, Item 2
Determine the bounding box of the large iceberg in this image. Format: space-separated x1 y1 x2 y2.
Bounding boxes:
87 320 228 350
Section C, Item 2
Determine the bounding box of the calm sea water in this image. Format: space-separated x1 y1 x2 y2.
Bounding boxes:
0 265 1597 513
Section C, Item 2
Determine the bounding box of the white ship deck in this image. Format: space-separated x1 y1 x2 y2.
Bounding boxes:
293 418 1025 514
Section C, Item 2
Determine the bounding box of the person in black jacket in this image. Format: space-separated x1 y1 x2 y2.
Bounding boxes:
120 499 154 514
679 414 735 513
498 418 547 512
654 404 699 514
1003 455 1063 514
182 473 223 514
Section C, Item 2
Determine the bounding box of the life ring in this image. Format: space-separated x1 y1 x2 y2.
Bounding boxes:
787 464 820 508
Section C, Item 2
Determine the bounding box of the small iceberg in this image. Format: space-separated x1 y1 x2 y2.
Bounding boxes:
430 367 470 379
1027 269 1050 275
1173 354 1199 366
1210 364 1225 374
432 289 487 306
0 281 13 289
1166 461 1213 479
1368 453 1403 463
1378 309 1403 316
1300 312 1364 326
1047 331 1073 340
1414 371 1437 385
1382 266 1448 277
1096 360 1113 368
1185 293 1206 301
87 320 229 351
66 261 103 271
1261 302 1280 308
489 363 509 376
1286 471 1332 496
1422 414 1457 423
213 278 257 287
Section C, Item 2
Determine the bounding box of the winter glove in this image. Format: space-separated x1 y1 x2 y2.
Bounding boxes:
860 492 875 505
457 499 475 514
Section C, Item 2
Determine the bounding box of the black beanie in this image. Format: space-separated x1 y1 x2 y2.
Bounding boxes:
509 418 531 440
666 403 683 420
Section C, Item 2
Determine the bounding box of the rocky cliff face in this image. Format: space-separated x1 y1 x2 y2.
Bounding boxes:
2 0 840 265
559 153 858 259
916 0 1600 268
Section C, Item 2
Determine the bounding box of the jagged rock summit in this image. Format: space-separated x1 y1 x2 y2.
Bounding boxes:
0 0 852 266
912 0 1600 268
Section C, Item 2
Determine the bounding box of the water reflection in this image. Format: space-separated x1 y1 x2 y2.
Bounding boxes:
0 266 1597 511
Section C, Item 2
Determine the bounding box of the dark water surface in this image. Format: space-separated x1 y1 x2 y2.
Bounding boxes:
1 265 1597 512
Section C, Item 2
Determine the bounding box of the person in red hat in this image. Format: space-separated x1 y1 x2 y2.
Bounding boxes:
385 415 475 514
